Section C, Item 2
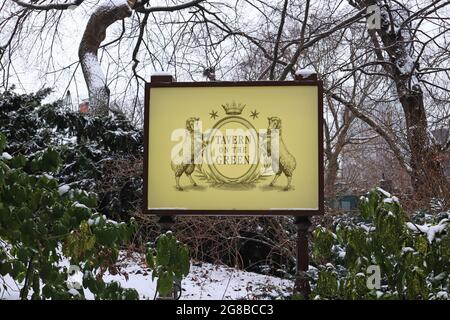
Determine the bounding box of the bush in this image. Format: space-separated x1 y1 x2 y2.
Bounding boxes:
146 231 190 298
0 134 138 299
311 188 450 300
0 89 143 221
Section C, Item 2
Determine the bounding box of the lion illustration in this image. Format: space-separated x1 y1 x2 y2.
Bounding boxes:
267 117 296 190
171 117 201 191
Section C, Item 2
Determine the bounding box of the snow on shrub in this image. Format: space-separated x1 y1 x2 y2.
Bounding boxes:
0 134 139 299
311 188 449 300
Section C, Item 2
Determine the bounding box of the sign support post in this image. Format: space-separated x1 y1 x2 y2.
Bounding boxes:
292 71 317 299
294 216 311 298
157 215 175 233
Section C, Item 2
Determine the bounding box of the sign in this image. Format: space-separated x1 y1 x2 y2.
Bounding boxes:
144 77 323 216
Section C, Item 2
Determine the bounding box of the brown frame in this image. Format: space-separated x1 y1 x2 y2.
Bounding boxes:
143 75 324 216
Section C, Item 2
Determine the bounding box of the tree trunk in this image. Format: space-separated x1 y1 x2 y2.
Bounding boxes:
401 92 450 199
325 153 339 200
400 90 427 189
359 0 450 200
324 108 353 203
78 0 134 116
391 38 450 200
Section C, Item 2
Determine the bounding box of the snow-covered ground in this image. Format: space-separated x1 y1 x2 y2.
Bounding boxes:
0 251 294 300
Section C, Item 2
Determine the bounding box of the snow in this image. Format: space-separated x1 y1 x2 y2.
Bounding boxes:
61 136 77 145
376 187 391 198
401 247 414 253
73 202 89 209
1 152 12 160
406 220 448 243
359 224 375 232
87 217 101 226
436 291 449 299
83 52 106 90
0 251 294 300
396 55 415 75
58 184 71 195
383 196 399 204
101 0 131 10
295 68 315 78
151 71 172 77
43 174 54 180
108 129 130 136
68 288 80 296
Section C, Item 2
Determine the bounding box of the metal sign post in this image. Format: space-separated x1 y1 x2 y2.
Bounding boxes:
294 216 312 298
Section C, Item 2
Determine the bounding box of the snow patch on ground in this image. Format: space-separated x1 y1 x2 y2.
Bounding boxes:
0 251 293 300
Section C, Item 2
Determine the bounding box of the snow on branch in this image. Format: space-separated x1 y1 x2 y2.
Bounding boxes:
136 0 205 13
295 68 316 78
78 0 135 115
11 0 85 11
100 0 132 11
82 52 106 90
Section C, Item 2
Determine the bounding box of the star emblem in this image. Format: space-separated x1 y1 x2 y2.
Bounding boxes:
250 109 259 119
209 110 219 119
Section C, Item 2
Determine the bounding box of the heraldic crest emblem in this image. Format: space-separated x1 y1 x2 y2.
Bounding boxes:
170 102 296 191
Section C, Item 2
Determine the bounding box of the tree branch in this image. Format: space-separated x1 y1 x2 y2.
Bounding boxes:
136 0 205 13
11 0 85 11
329 91 412 174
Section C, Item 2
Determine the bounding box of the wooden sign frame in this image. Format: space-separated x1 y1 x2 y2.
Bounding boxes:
143 75 324 217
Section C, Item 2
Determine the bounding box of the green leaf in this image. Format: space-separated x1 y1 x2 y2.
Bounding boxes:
40 148 61 172
0 134 6 153
10 154 27 169
158 271 173 297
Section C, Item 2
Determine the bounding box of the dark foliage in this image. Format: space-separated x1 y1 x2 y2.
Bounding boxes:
0 89 143 220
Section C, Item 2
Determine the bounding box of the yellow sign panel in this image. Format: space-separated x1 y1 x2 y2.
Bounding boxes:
145 81 322 215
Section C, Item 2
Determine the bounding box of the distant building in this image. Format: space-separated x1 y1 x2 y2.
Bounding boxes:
63 90 74 111
330 178 397 212
79 101 89 114
337 194 360 212
328 181 365 212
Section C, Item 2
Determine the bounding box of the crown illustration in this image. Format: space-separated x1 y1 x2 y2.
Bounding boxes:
221 101 246 115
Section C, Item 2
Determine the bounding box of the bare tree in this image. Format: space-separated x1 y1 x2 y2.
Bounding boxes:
338 0 450 201
1 0 449 205
1 0 208 116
